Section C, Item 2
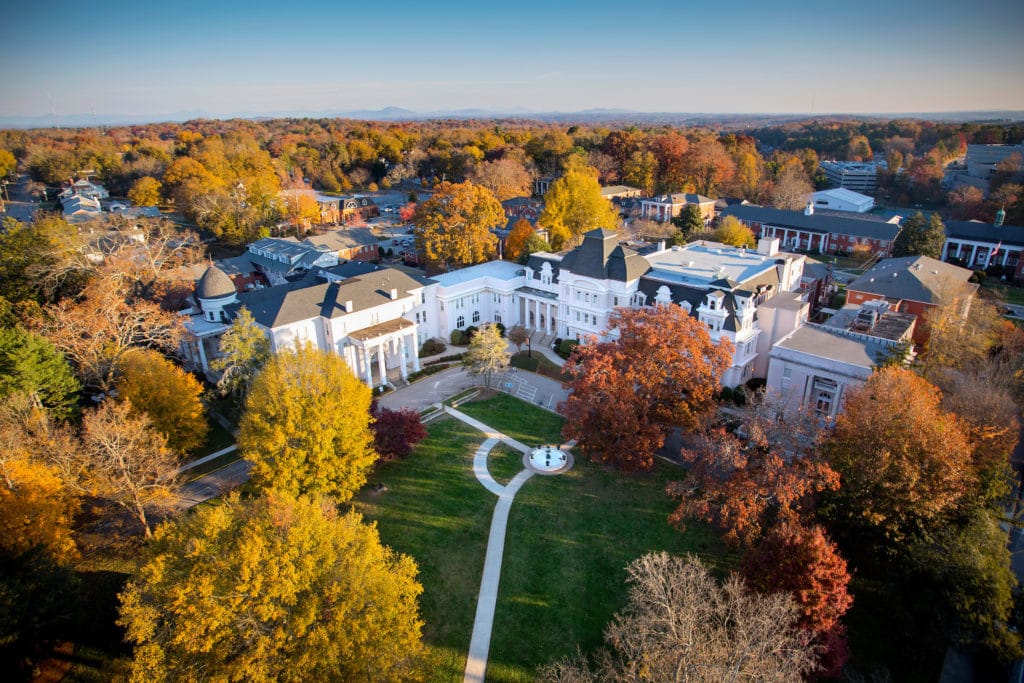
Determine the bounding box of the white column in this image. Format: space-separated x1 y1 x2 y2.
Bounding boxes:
548 303 555 334
411 327 420 371
399 335 409 380
969 244 978 266
362 346 373 385
197 338 209 372
377 343 386 384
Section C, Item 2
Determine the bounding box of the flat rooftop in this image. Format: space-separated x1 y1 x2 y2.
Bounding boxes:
775 325 892 369
430 260 524 287
643 241 782 288
822 304 916 342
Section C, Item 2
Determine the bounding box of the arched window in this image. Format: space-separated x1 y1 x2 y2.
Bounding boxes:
494 313 502 323
456 315 465 329
472 310 480 324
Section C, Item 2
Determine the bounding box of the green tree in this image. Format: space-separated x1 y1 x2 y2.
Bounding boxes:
116 348 208 454
462 323 509 388
712 216 756 247
127 176 163 206
893 211 946 259
412 180 503 273
211 307 271 398
519 233 552 263
672 203 705 236
238 345 377 500
0 327 80 420
539 162 620 250
118 492 425 683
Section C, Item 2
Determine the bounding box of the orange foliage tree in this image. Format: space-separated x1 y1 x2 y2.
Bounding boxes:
560 305 731 472
504 217 535 262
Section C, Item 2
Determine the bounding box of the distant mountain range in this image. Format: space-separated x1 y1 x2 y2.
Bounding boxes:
2 107 1022 129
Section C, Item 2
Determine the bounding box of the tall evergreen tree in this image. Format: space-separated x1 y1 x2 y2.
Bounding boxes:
893 212 946 259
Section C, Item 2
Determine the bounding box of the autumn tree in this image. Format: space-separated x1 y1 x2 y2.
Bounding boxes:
893 211 946 259
469 157 533 201
34 276 185 392
127 176 162 206
210 306 271 399
0 327 80 419
238 345 377 501
371 403 427 461
948 185 986 220
0 148 15 178
672 203 705 236
712 215 756 247
561 305 731 472
462 322 509 388
504 217 535 262
116 348 208 454
54 400 180 538
539 553 818 682
682 135 735 197
650 131 690 192
508 324 529 352
118 492 425 682
820 367 974 551
771 164 813 210
413 180 503 273
622 149 657 194
539 161 620 250
920 284 1000 378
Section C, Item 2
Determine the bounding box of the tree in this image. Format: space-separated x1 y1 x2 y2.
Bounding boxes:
561 306 731 472
0 327 80 420
469 157 533 201
0 149 15 178
508 324 529 352
210 307 271 399
520 233 552 263
118 492 425 683
847 135 873 161
371 403 427 461
539 162 620 250
948 185 986 220
238 345 377 501
64 400 180 538
893 211 946 259
712 216 756 247
413 180 503 273
672 203 705 236
682 135 735 197
539 553 818 682
650 131 690 192
771 164 813 210
116 348 208 454
920 285 1001 378
34 276 186 393
622 149 657 194
127 176 162 206
820 367 974 551
462 323 509 388
504 217 535 262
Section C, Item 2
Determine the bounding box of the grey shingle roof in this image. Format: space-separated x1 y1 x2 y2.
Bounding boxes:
845 256 976 305
944 219 1024 248
196 265 235 300
563 228 650 282
722 205 901 241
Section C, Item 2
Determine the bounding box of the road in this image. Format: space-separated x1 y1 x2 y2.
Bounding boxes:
1 173 40 223
174 459 253 510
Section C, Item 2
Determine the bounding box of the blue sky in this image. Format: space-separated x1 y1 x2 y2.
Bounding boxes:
1 0 1022 119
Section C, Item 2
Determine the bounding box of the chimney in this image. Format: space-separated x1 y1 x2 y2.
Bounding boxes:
995 207 1005 227
658 239 666 251
757 237 780 257
344 300 353 312
390 288 398 300
804 201 814 216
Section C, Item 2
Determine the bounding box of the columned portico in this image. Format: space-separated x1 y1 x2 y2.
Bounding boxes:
517 287 559 334
347 319 419 387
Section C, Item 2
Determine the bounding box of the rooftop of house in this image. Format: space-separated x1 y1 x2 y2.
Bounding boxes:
600 185 642 196
646 192 714 205
721 204 901 241
773 325 895 370
811 187 875 204
758 290 808 311
303 228 378 252
559 228 650 282
643 241 787 289
846 255 977 305
430 260 524 287
945 218 1024 247
822 303 917 342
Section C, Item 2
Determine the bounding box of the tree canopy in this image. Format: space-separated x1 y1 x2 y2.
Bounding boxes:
504 217 535 262
893 211 946 259
118 492 425 683
238 345 377 500
712 216 756 247
210 306 271 399
561 305 731 471
538 162 620 250
413 180 503 273
0 326 80 419
462 322 509 388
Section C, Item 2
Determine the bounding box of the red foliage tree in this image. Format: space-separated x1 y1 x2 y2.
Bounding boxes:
560 305 731 472
398 202 416 223
667 427 839 547
371 402 427 461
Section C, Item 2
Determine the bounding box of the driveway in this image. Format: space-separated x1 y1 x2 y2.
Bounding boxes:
378 365 569 414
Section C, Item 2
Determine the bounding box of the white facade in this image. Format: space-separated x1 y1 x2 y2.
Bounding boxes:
809 188 874 213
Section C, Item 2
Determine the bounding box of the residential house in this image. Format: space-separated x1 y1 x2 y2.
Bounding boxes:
721 203 901 257
246 237 339 285
61 194 103 221
639 193 715 224
600 185 645 200
58 179 109 202
339 196 380 222
303 228 380 262
845 255 976 345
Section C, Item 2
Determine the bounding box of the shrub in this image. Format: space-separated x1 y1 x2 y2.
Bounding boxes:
719 386 734 402
450 329 466 346
746 378 767 393
733 386 747 406
419 339 447 357
465 325 479 342
557 339 579 358
407 364 450 383
971 270 988 284
494 322 507 337
425 353 465 366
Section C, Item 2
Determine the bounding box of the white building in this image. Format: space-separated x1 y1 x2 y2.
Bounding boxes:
808 188 874 213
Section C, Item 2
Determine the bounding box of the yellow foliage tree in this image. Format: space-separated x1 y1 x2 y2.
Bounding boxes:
412 181 503 273
116 348 208 455
539 161 619 250
712 216 756 248
238 345 377 500
118 492 425 683
127 176 163 207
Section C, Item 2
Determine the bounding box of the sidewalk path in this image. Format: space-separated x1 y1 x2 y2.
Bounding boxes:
444 406 536 683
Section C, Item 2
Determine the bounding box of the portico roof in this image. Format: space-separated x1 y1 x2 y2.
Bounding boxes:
347 318 415 343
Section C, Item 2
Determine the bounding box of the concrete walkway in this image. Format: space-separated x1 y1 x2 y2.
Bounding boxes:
442 406 540 683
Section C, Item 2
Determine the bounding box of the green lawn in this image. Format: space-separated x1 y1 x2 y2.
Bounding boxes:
509 351 570 382
982 281 1024 306
456 393 566 445
487 443 525 485
354 396 727 682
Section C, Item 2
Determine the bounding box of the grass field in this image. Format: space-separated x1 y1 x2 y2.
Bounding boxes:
353 395 726 682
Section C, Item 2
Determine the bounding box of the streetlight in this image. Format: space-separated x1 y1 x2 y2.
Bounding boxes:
526 335 531 359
